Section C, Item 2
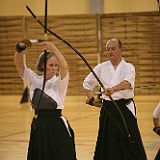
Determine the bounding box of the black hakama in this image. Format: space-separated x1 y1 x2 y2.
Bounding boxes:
94 99 147 160
27 109 76 160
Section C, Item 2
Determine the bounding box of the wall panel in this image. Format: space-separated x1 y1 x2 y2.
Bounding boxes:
101 12 160 95
0 12 159 95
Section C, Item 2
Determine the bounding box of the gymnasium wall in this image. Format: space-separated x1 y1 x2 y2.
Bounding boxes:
0 0 159 95
0 11 160 95
0 0 158 16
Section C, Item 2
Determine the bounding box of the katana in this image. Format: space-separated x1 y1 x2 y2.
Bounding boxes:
26 5 134 143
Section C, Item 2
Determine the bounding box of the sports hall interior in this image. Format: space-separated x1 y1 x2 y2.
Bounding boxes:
0 0 159 159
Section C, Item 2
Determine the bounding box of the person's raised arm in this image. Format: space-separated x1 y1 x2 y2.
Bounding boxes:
153 102 160 127
14 39 32 77
42 42 68 79
153 102 160 136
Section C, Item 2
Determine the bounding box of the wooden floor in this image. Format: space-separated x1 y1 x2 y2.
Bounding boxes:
0 95 159 160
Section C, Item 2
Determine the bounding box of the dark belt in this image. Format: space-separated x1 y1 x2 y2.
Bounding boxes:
35 109 62 116
103 98 133 106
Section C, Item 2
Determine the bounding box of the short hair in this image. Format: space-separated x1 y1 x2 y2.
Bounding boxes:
106 38 122 49
37 51 54 72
